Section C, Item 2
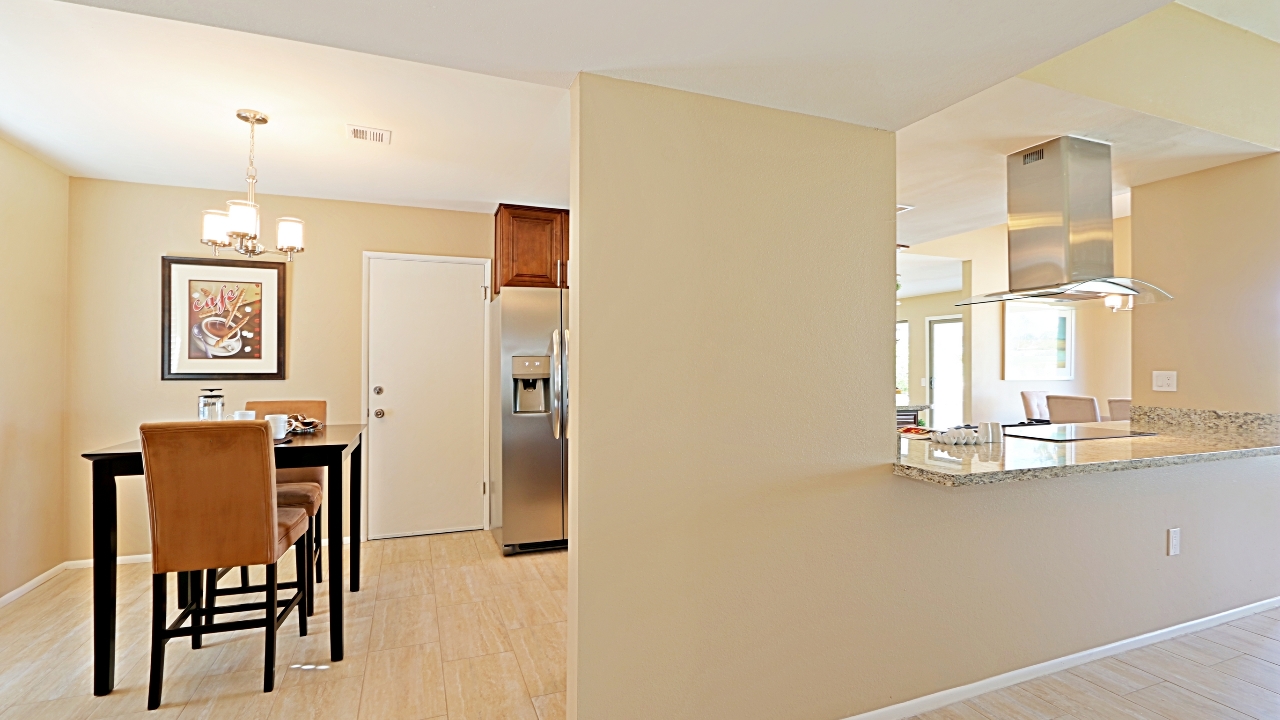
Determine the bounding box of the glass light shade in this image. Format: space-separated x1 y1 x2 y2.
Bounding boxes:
1105 294 1133 312
276 217 305 252
226 200 260 238
200 210 232 247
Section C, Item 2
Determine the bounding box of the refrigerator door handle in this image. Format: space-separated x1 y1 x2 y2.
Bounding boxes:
551 328 561 440
560 328 569 437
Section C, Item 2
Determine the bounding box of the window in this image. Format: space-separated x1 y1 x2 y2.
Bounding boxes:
895 320 910 405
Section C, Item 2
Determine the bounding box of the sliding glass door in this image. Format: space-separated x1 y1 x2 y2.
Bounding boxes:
928 317 964 429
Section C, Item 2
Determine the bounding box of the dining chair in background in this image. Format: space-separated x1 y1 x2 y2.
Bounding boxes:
246 400 327 612
139 421 309 709
1108 398 1132 421
1047 395 1101 423
1021 391 1050 421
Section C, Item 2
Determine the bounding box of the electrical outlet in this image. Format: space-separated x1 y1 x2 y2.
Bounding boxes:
1168 528 1181 556
1153 371 1178 392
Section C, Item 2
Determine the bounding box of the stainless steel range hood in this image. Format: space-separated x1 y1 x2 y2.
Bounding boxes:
956 136 1171 308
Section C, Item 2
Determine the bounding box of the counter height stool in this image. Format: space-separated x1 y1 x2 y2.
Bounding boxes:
140 421 309 710
1047 395 1102 423
246 400 327 610
1021 391 1050 422
1108 398 1132 422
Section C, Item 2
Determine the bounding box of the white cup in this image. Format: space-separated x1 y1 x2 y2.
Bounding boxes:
231 410 256 421
265 414 289 440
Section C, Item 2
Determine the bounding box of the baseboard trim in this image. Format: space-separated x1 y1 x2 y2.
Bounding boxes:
63 554 151 570
0 554 152 610
3 538 354 609
1 537 361 610
843 594 1280 720
0 563 67 610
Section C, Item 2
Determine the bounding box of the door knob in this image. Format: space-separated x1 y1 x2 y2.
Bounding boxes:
374 409 385 418
373 386 384 395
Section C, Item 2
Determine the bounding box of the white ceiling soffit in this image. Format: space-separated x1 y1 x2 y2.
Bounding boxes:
0 0 570 212
896 77 1274 246
52 0 1170 132
1178 0 1280 43
897 253 963 299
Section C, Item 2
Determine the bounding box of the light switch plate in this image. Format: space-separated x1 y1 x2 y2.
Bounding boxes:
1153 371 1177 392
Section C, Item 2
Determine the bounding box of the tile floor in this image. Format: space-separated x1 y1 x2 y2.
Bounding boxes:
0 531 566 719
8 534 1280 720
914 609 1280 720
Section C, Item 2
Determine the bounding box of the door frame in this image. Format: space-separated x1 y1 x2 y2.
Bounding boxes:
925 314 964 428
362 251 493 539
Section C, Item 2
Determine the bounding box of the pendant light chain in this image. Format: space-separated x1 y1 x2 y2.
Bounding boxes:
246 120 257 204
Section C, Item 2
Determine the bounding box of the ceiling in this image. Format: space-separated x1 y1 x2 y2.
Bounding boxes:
896 77 1274 246
0 0 1253 219
1178 0 1280 43
897 254 963 299
0 0 569 212
48 0 1170 134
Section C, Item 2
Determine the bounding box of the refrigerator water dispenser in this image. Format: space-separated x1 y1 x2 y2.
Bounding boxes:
512 356 551 414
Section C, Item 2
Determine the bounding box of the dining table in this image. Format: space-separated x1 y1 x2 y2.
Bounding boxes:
81 423 366 696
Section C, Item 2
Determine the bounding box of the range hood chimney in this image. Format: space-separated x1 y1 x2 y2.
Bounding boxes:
957 136 1170 308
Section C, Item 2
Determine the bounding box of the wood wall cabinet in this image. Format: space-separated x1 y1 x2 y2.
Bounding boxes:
494 204 568 295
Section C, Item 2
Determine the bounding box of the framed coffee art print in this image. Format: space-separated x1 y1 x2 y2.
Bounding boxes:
161 256 286 380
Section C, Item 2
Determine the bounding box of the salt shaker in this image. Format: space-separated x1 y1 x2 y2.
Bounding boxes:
978 421 1003 443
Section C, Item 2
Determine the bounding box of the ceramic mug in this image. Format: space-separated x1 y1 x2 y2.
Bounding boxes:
264 414 289 440
231 410 256 421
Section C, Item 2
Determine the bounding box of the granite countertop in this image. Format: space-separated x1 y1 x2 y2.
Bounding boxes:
896 405 931 412
894 420 1280 487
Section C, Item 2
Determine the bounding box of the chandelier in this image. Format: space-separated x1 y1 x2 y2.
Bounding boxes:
199 109 304 261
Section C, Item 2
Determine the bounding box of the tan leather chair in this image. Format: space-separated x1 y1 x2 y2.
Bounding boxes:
1046 395 1101 423
140 421 308 710
1021 391 1049 421
246 400 326 611
1108 398 1132 422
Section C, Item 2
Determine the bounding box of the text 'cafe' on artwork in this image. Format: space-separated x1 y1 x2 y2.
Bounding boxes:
189 281 262 360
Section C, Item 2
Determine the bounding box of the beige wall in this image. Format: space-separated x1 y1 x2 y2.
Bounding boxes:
1132 153 1280 412
569 71 897 720
64 179 493 558
906 220 1131 424
0 138 69 599
564 75 1280 720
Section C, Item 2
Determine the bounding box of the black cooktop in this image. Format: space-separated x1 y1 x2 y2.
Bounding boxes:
1003 424 1157 442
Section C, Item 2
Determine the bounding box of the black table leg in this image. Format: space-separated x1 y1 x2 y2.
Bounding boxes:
92 459 118 696
350 436 361 593
327 453 344 661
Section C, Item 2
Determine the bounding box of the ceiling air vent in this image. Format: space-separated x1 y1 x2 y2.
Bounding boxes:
346 124 391 145
1023 148 1044 165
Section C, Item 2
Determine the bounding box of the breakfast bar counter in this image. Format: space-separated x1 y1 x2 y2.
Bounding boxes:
895 419 1280 487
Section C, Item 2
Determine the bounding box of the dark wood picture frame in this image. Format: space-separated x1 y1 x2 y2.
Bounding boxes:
161 256 287 381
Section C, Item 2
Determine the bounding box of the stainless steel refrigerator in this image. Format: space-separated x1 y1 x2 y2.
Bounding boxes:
492 286 568 555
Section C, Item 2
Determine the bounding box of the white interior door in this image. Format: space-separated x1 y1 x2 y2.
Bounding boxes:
367 256 487 538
